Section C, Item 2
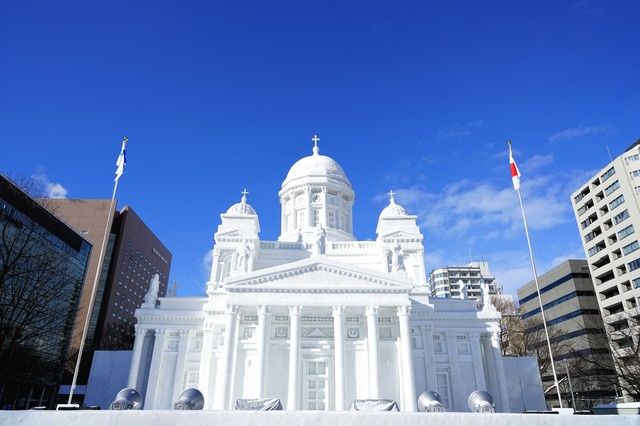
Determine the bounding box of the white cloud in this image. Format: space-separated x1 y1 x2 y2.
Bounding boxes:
550 246 586 267
522 154 554 173
201 249 213 282
549 124 616 143
31 174 68 199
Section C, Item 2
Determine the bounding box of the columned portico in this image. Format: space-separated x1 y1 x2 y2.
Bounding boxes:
287 306 301 410
332 305 345 410
365 305 380 399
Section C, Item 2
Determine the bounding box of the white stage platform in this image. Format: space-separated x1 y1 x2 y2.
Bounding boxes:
1 411 637 426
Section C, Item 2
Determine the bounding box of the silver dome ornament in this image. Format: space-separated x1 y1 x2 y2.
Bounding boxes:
467 390 495 413
174 388 205 410
110 388 143 410
417 391 445 412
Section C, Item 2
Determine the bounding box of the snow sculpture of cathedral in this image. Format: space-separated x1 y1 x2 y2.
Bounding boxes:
128 137 510 412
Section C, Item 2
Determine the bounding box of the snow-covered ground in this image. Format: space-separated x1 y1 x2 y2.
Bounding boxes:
1 411 637 426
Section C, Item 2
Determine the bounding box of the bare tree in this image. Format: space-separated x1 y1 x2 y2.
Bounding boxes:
0 175 85 408
490 295 526 356
571 312 640 401
97 322 135 351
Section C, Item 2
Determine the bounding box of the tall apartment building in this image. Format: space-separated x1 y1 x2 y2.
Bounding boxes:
517 259 616 409
571 140 640 401
0 176 91 409
49 199 172 402
430 261 501 299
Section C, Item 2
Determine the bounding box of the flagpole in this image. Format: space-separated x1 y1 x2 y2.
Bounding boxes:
67 140 125 405
510 142 563 408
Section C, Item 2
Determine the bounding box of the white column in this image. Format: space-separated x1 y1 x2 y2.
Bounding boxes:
444 331 460 410
481 334 498 405
491 331 510 412
365 305 380 399
198 318 216 408
144 328 166 409
128 325 149 389
397 306 417 411
287 306 301 410
171 329 191 402
214 305 238 410
470 332 487 391
256 305 271 397
420 325 437 391
306 188 312 226
333 305 345 410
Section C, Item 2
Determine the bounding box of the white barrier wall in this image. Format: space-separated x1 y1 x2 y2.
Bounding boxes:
1 411 637 426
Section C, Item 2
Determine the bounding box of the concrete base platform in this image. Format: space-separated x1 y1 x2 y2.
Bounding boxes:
1 411 638 426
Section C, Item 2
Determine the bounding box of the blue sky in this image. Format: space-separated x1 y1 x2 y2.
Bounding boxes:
1 1 639 298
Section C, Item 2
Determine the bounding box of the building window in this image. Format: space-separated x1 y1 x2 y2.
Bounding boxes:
433 334 446 353
632 277 640 289
627 258 640 272
601 167 615 182
604 180 620 196
618 225 635 240
613 209 630 225
609 194 625 210
623 241 640 255
631 170 640 179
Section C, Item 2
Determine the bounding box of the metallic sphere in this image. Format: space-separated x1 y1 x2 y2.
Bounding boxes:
417 391 445 412
110 388 143 410
467 390 495 413
174 388 205 410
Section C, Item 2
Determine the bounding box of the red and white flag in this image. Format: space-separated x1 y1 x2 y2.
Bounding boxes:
509 143 521 190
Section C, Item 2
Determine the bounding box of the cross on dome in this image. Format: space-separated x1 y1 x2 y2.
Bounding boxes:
311 134 320 155
388 190 396 203
241 188 249 202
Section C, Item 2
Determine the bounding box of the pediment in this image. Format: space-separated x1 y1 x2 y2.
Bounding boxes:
379 231 423 241
223 256 413 294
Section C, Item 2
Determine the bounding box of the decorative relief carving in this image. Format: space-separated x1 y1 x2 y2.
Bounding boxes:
166 339 179 351
241 326 255 340
275 327 289 339
302 327 334 338
347 327 360 339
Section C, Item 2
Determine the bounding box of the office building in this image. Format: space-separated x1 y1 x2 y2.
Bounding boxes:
49 200 172 402
517 259 616 408
430 261 501 299
0 175 91 409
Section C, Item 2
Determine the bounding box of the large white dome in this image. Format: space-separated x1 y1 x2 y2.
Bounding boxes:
282 144 351 187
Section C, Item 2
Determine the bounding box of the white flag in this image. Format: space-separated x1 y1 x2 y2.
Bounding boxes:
115 138 127 182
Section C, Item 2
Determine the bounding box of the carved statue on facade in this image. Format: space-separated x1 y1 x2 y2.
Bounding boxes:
391 239 405 272
144 273 160 306
481 279 496 311
235 239 254 273
314 224 326 255
459 279 468 299
297 228 303 244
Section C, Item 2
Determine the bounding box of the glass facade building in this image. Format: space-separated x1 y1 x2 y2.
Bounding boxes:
0 175 91 409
